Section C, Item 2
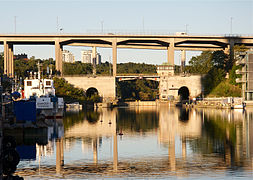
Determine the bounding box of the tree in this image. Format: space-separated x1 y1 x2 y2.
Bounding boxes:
188 51 213 74
211 50 229 71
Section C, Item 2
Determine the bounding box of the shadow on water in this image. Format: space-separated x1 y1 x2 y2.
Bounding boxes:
63 110 100 130
188 108 252 169
116 108 159 132
178 108 189 122
1 118 64 179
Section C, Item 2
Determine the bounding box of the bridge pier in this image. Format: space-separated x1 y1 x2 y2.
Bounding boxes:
181 50 186 72
4 41 14 77
55 40 63 76
224 39 235 63
167 38 175 65
112 39 117 77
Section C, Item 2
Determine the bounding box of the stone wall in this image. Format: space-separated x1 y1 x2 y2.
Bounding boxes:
64 76 116 100
159 75 203 100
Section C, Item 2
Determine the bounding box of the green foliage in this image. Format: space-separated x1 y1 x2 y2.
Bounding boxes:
53 77 102 103
96 61 111 75
229 64 241 86
53 77 87 103
117 79 159 101
212 50 229 71
208 80 241 97
186 49 243 97
63 62 92 75
203 67 226 95
187 51 213 74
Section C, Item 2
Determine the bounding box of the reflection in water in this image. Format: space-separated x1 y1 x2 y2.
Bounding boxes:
13 107 253 178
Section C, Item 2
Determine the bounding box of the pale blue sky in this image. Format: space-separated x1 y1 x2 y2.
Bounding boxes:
0 0 252 64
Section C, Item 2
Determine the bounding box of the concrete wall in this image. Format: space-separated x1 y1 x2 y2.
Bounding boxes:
64 76 116 100
159 75 203 100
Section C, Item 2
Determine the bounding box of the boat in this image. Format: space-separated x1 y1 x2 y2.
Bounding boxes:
231 97 245 109
22 76 64 119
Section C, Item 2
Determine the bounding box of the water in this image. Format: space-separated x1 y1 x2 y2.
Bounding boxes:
11 106 253 179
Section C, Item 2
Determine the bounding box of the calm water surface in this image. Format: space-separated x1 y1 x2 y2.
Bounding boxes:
13 106 253 179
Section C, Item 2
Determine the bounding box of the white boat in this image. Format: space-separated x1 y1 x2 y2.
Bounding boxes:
23 75 64 119
231 97 245 109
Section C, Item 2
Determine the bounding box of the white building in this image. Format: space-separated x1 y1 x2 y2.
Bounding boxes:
81 50 101 65
62 50 75 63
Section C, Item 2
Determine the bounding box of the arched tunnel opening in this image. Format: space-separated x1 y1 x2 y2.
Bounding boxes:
178 86 190 101
86 87 99 97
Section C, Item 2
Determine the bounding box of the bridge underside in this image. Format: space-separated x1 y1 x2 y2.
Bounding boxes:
1 34 253 77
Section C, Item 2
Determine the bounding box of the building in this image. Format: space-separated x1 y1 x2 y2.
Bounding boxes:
236 51 253 101
157 64 202 101
81 50 101 65
14 53 28 60
62 50 75 63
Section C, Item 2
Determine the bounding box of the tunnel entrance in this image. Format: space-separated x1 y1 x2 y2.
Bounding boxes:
86 87 99 97
178 86 190 101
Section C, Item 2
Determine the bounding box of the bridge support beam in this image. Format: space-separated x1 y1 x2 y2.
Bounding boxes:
167 38 175 65
4 41 14 77
112 40 117 77
55 40 63 76
224 39 235 63
181 50 186 72
92 46 97 75
229 41 234 62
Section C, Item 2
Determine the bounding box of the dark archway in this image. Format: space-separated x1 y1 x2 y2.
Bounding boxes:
86 87 99 97
178 86 190 101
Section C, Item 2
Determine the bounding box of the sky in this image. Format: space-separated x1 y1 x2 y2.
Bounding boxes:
0 0 252 65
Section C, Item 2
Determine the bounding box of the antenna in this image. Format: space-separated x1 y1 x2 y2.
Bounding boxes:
14 16 17 34
56 16 59 33
185 24 189 34
230 17 233 34
101 20 104 34
142 17 145 33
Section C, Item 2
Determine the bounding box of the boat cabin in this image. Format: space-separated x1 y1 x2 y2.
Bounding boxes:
24 79 55 99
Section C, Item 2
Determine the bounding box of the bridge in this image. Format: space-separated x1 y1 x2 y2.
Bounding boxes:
1 34 253 101
1 34 253 77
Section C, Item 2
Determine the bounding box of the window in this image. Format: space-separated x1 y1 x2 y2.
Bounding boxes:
27 81 32 86
46 81 51 86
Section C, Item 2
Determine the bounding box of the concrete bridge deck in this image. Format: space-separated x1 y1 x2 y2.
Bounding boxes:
1 34 253 77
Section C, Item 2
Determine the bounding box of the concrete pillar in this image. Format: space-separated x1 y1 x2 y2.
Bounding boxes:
9 44 14 77
229 41 235 62
92 47 97 75
112 39 117 77
4 42 14 77
167 38 175 65
4 41 8 75
181 50 186 72
92 46 97 64
168 140 176 171
55 40 63 76
182 138 186 160
113 133 118 171
60 138 64 166
93 138 98 164
224 39 235 63
56 139 62 173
